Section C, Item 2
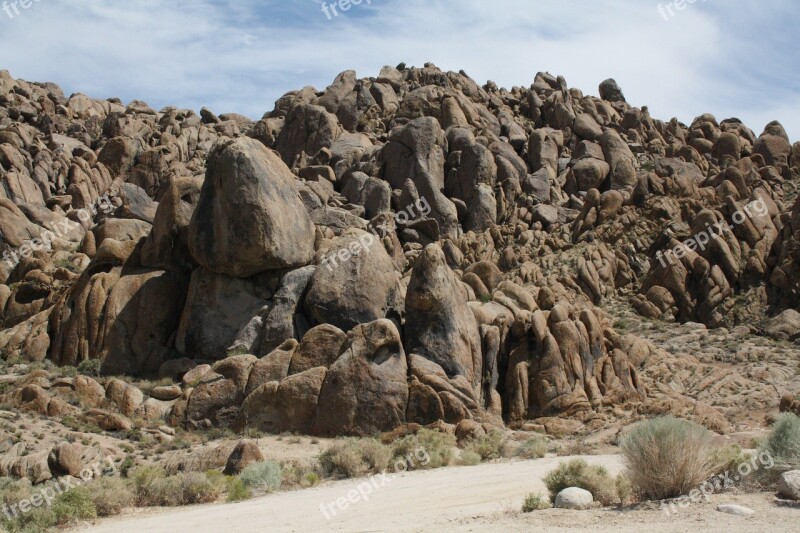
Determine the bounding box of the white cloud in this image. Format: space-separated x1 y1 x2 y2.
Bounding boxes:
0 0 796 140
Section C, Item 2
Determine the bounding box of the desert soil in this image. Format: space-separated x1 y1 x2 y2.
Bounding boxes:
74 454 799 533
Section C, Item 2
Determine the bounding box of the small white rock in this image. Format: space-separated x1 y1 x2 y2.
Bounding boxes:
554 487 594 509
716 504 755 517
778 470 800 500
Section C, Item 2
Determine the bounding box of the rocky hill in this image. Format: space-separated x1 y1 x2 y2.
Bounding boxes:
0 63 799 454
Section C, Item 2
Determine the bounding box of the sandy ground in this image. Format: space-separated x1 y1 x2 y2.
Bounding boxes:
73 454 800 532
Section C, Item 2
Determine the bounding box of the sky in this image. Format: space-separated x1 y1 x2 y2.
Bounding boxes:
0 0 797 140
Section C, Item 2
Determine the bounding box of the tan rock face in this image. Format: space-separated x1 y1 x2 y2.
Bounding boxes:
188 137 316 277
304 229 402 332
313 319 408 436
2 65 799 440
405 244 483 392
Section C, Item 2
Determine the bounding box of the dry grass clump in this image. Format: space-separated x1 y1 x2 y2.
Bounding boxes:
392 429 456 469
318 438 392 478
543 459 619 506
463 431 509 461
619 416 716 500
130 467 222 506
521 492 551 512
84 477 136 516
514 437 549 460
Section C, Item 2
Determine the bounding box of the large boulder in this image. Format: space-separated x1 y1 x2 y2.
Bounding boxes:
313 319 408 436
223 439 265 475
304 229 402 332
188 138 315 277
276 103 341 166
405 244 482 391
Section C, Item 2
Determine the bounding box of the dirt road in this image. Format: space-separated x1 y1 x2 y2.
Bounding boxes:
77 455 798 532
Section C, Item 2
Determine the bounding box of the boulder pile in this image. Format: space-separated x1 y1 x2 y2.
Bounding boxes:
1 64 797 436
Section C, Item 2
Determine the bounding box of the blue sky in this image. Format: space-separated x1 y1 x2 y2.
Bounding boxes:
0 0 798 140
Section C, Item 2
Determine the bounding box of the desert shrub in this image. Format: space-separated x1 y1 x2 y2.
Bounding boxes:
180 471 221 504
119 455 135 477
463 431 507 461
77 358 102 377
615 474 633 505
238 461 282 493
392 429 456 469
515 437 548 460
319 438 392 478
521 492 551 512
543 459 618 506
52 487 97 525
457 450 482 466
130 466 195 507
619 416 716 500
203 470 228 494
2 507 57 533
148 476 183 507
282 462 321 489
711 444 751 475
85 477 135 516
0 477 32 506
225 477 251 502
758 412 800 482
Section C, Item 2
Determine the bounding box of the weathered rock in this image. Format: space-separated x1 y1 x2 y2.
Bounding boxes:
223 439 265 475
778 470 800 500
305 229 402 332
189 138 315 277
555 487 594 509
405 244 482 390
314 319 408 436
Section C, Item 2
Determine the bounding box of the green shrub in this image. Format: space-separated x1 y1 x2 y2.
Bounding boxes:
319 438 392 478
711 444 751 475
0 477 32 506
759 412 800 482
85 477 135 516
619 416 716 500
392 429 456 469
238 461 282 493
615 474 633 505
180 471 221 504
147 476 183 507
52 487 97 525
282 463 321 489
543 459 618 506
515 437 548 460
77 358 102 377
2 506 57 533
463 431 507 461
522 492 551 512
130 466 212 507
457 450 482 466
225 477 251 502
